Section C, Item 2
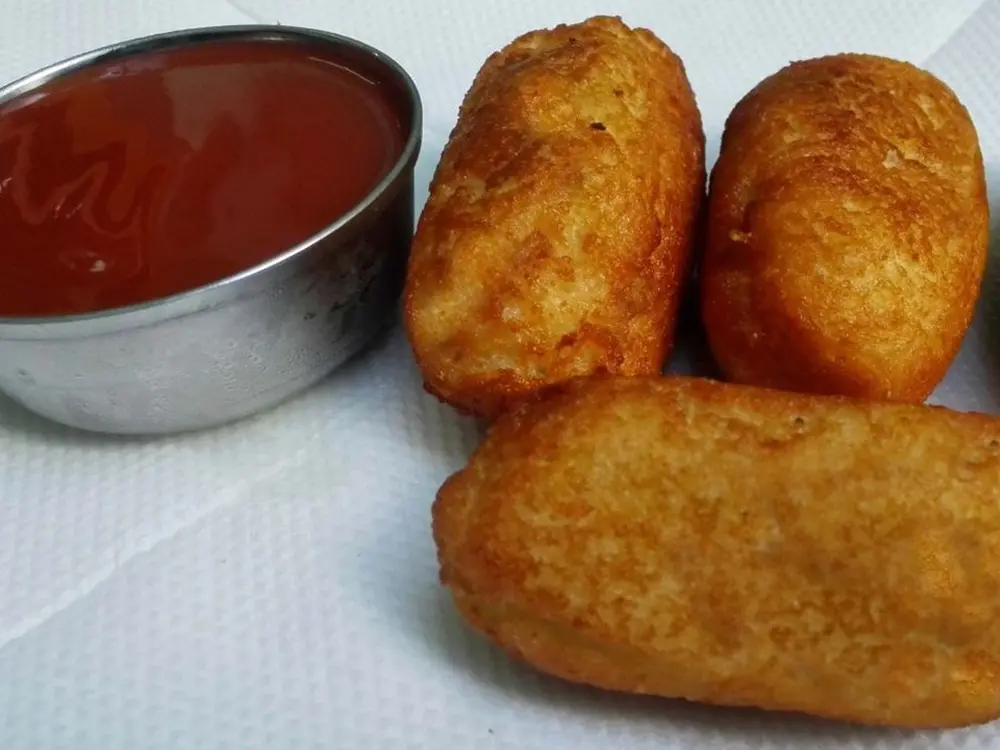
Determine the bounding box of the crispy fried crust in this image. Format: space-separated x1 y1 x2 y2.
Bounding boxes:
701 54 988 402
433 375 1000 728
403 16 705 420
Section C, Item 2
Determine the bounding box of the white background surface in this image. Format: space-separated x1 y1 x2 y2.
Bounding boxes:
2 1 1000 748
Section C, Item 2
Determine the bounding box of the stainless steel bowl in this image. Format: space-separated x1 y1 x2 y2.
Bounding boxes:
0 25 422 435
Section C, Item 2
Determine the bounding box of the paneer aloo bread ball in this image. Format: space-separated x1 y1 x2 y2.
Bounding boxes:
702 53 988 402
404 16 705 420
433 375 1000 729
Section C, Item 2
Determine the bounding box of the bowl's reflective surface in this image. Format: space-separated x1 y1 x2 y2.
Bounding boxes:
0 25 422 435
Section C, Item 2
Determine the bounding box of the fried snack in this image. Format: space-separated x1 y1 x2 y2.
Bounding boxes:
701 54 988 403
433 375 1000 728
403 16 705 420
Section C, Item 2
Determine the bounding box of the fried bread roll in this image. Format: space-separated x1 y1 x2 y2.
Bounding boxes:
404 16 705 420
433 375 1000 728
702 54 988 402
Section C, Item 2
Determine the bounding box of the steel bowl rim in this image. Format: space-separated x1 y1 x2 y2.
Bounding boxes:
0 23 423 341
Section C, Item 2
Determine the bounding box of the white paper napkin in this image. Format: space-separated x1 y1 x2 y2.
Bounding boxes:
1 1 999 748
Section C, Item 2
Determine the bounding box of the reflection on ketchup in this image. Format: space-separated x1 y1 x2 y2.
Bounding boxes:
0 40 405 317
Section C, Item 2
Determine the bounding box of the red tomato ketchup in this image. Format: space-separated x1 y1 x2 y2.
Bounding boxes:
0 39 406 317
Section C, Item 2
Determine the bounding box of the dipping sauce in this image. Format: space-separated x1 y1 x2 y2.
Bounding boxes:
0 39 406 317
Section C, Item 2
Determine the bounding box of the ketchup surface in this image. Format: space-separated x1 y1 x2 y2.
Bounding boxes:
0 39 406 317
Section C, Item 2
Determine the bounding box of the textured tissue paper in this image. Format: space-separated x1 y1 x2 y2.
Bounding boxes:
2 0 1000 747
